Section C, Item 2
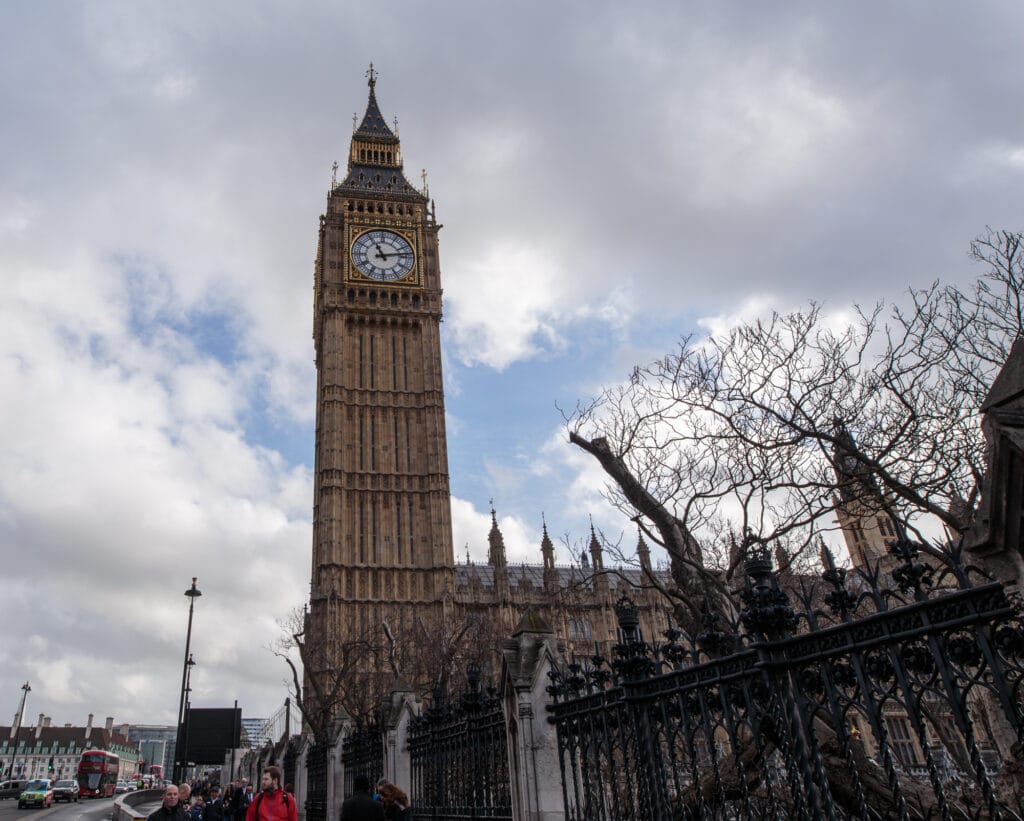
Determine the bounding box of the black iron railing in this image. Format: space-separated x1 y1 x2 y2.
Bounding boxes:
409 667 512 820
547 540 1024 820
304 743 329 821
342 721 384 800
283 736 299 794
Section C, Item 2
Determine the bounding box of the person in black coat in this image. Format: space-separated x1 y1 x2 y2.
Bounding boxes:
148 785 189 821
230 780 250 821
205 787 224 821
339 775 384 821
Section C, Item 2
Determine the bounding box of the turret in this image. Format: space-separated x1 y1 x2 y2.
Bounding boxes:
541 515 558 593
636 529 652 575
588 521 609 595
488 504 509 598
831 419 901 572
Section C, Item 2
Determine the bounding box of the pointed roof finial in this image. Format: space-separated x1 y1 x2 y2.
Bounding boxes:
540 515 554 552
351 66 396 140
636 525 652 573
487 501 507 569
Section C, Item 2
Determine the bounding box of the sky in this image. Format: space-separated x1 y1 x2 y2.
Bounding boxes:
1 1 1023 729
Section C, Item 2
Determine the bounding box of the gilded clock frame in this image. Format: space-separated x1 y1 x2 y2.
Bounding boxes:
346 226 420 287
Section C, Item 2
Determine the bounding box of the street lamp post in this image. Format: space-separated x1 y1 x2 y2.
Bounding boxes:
181 654 195 782
173 578 201 783
7 682 30 780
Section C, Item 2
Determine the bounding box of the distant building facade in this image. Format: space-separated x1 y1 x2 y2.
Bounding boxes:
124 725 178 780
455 511 670 649
1 714 140 781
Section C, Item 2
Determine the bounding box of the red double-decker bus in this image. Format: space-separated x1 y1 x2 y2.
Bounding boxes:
77 750 119 798
148 764 163 783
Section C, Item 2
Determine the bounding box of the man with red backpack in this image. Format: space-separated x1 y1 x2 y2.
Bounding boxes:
245 767 296 821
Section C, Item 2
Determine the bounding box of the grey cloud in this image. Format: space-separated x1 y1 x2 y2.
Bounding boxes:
1 0 1022 723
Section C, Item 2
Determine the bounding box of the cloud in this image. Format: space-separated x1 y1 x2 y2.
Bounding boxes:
0 248 309 722
2 0 1023 726
445 243 566 369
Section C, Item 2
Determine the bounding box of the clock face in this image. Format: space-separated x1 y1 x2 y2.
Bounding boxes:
351 230 416 282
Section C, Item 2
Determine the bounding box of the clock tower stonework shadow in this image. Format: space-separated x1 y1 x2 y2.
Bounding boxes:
307 69 456 700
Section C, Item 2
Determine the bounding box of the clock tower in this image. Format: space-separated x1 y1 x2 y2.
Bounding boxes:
308 68 455 681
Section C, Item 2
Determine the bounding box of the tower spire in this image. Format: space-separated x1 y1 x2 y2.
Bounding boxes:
488 502 507 569
636 526 652 575
488 502 509 599
588 517 609 596
338 66 422 196
588 518 604 572
541 514 558 593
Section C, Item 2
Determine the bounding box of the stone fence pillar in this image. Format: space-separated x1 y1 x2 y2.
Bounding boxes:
331 717 353 817
501 610 566 821
293 737 310 821
383 681 419 793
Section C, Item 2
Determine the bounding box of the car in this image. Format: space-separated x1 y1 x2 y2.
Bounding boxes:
18 779 53 809
115 781 129 794
51 780 79 803
0 781 28 800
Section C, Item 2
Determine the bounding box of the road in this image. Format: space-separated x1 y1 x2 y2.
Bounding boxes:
0 798 117 821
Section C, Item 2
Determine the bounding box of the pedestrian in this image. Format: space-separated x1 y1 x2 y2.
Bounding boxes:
190 794 205 821
339 774 384 821
148 784 186 821
234 779 251 820
233 781 246 821
179 784 192 806
377 783 411 821
246 767 297 821
205 786 224 821
223 782 235 821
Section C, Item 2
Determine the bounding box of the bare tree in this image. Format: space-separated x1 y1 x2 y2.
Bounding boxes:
568 231 1024 594
271 607 381 743
564 230 1024 814
274 603 513 734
